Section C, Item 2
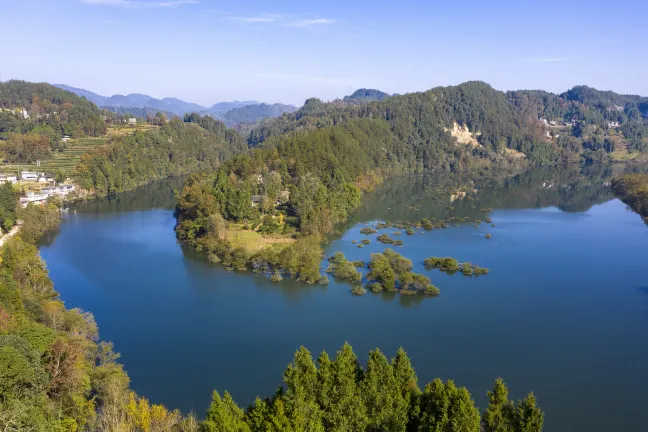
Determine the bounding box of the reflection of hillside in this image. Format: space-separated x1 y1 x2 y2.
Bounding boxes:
71 177 186 214
345 163 648 227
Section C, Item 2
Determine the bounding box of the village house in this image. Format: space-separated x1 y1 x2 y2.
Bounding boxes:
549 120 558 126
20 171 42 181
19 191 49 207
62 135 71 143
41 184 76 197
608 121 619 128
128 118 137 126
0 174 18 184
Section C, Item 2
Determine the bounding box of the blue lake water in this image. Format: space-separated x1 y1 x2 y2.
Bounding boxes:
40 167 648 432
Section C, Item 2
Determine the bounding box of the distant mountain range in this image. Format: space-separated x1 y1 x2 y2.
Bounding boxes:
53 84 296 125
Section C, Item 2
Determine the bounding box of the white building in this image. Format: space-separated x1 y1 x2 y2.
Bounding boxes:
128 118 137 126
62 135 71 143
608 121 619 128
20 171 42 181
0 174 18 184
19 192 49 207
41 184 76 197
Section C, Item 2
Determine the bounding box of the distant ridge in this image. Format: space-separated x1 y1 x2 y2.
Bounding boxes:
343 88 392 103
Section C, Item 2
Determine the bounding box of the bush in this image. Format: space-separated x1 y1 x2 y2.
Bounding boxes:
351 286 367 296
360 227 377 235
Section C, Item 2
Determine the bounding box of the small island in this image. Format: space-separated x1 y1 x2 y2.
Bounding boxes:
424 256 489 276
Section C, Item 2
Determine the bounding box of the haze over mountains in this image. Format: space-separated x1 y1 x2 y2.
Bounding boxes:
52 84 297 126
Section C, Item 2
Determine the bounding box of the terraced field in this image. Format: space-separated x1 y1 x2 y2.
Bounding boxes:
1 136 110 175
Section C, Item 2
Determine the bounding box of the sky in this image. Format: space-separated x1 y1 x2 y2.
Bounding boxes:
1 0 647 106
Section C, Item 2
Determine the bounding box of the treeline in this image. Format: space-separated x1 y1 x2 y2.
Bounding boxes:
0 81 106 162
75 117 246 195
612 173 648 223
250 82 648 165
203 343 543 432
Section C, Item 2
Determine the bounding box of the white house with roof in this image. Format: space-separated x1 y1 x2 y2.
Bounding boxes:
0 174 18 184
19 191 49 207
20 171 42 181
41 184 76 197
128 118 137 126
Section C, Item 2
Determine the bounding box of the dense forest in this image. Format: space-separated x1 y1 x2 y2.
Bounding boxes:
75 117 246 195
251 82 648 164
612 173 648 223
0 81 106 163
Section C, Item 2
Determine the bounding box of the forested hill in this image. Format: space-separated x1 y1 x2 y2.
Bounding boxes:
249 81 648 165
76 116 246 195
0 80 107 163
343 88 392 103
221 103 297 126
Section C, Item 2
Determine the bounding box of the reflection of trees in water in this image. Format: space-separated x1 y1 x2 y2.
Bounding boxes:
343 163 648 228
69 176 187 214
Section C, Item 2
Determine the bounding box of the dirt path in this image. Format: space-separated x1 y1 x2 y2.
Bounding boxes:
0 221 22 248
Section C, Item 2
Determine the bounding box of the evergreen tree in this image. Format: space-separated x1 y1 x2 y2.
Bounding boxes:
513 393 544 432
202 391 250 432
362 349 408 432
283 346 325 431
482 378 515 432
322 342 368 432
246 397 271 432
392 347 421 430
418 379 480 432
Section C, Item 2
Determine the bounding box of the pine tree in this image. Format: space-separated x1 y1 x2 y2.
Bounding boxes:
246 397 271 432
362 349 408 432
283 346 324 431
392 347 421 430
321 343 368 432
203 391 250 432
418 379 480 432
513 393 544 432
482 378 515 432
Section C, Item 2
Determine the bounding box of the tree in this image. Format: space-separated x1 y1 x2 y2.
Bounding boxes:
513 393 544 432
283 346 324 431
482 378 515 432
362 349 408 432
418 379 481 432
203 391 250 432
322 342 367 432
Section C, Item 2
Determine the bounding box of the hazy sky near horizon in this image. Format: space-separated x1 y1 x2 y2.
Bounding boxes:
2 0 646 106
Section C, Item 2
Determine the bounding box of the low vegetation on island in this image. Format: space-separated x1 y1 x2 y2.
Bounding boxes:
367 249 440 296
424 256 490 276
612 173 648 223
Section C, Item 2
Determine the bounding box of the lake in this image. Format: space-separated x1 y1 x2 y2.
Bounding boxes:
40 165 648 432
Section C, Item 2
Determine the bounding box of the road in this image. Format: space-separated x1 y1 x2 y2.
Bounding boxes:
0 221 22 247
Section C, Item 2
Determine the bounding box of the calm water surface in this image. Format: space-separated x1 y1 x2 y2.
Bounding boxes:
40 167 648 432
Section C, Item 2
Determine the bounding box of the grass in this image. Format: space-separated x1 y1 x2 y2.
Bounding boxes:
227 224 295 254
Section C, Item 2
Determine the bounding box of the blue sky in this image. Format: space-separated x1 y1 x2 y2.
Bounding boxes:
2 0 646 106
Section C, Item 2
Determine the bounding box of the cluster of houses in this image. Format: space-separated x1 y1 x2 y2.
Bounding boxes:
19 184 76 207
0 170 76 207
